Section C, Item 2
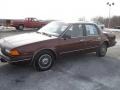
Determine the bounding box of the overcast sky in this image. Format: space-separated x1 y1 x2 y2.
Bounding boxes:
0 0 120 20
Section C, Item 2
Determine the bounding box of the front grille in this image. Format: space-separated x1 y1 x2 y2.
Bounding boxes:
1 48 5 54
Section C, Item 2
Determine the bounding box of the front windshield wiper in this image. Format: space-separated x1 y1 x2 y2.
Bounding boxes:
36 32 42 34
37 32 58 37
42 32 52 37
37 32 52 37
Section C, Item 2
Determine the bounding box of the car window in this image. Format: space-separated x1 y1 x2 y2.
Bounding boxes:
85 24 98 36
65 24 83 37
38 22 69 37
33 18 38 21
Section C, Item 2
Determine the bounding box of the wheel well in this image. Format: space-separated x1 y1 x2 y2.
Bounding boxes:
35 49 57 60
31 49 57 64
19 24 24 27
104 41 109 47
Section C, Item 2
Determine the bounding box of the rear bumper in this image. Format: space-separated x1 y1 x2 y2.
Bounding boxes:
0 50 31 63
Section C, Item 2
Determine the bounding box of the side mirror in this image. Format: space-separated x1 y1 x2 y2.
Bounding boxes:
62 34 71 40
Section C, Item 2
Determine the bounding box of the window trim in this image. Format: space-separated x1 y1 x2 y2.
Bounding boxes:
59 24 72 38
60 24 85 38
84 24 100 37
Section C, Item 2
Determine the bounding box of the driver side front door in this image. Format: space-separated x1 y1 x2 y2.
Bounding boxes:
58 24 86 55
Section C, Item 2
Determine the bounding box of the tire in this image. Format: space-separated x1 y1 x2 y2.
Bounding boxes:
18 25 24 30
15 27 19 30
96 43 107 57
37 27 40 30
33 50 55 71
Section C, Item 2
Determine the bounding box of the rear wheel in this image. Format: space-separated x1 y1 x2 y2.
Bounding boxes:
33 50 55 71
96 43 107 57
18 25 24 30
15 27 19 30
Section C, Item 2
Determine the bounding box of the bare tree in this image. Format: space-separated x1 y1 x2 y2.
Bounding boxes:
92 16 120 28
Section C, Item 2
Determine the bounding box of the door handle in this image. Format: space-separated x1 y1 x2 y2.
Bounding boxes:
80 39 84 42
97 37 101 40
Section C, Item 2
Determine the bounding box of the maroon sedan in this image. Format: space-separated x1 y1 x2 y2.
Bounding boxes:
0 21 116 71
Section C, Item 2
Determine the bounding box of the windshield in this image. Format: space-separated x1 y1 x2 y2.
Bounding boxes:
37 21 69 37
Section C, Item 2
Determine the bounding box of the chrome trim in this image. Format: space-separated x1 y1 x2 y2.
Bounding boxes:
59 24 72 38
59 24 86 39
60 46 98 55
7 58 31 63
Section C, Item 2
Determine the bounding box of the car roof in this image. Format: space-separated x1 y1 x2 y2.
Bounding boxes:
54 20 97 25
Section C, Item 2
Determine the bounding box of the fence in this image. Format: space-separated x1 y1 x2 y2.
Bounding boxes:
0 19 11 26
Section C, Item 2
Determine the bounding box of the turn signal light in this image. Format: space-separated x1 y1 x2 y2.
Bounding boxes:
9 49 21 56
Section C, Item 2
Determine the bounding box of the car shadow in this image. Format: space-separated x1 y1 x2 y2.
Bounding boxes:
0 53 96 73
0 52 120 75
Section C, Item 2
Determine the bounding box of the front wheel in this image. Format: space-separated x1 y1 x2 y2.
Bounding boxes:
33 51 55 71
96 43 107 57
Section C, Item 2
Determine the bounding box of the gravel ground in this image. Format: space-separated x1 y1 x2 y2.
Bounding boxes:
0 30 120 90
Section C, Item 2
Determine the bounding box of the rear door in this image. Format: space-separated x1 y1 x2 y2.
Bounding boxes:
24 18 33 28
32 18 40 27
84 24 101 50
58 24 86 55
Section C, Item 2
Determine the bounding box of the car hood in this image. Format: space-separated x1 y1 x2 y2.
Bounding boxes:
0 32 56 49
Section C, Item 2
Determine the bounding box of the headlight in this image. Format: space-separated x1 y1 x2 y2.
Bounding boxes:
8 49 21 56
0 39 3 44
0 39 4 47
5 49 10 53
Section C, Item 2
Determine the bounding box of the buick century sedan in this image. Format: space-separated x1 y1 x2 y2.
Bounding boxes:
0 21 116 71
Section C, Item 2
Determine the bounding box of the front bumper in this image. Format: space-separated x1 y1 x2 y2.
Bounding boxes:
0 49 31 63
0 49 9 62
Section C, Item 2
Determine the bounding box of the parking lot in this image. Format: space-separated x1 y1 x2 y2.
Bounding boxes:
0 30 120 90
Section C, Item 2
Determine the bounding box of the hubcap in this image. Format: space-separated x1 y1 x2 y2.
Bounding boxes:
101 45 107 55
19 26 23 30
38 54 52 69
42 58 49 65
